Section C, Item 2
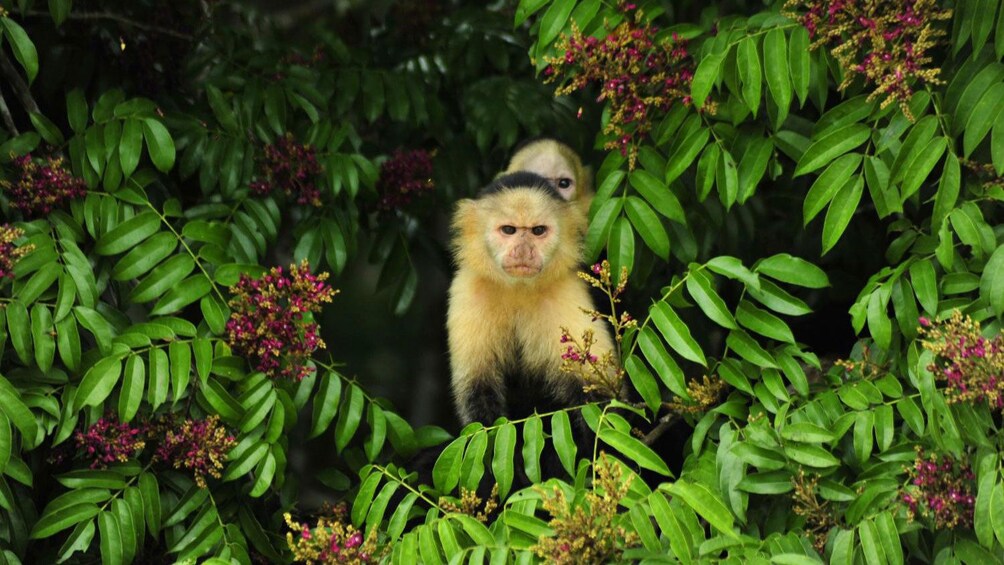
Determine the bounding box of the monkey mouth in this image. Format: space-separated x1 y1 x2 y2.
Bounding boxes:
504 264 541 277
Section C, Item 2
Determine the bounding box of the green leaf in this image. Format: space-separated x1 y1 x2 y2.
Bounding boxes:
0 412 9 475
625 355 662 412
685 270 736 329
900 136 947 202
638 327 688 398
119 119 143 178
17 264 59 305
859 520 884 565
624 196 670 259
491 423 516 498
608 215 635 280
112 232 177 281
789 26 810 106
522 414 544 483
783 443 840 468
1 17 39 83
515 0 550 26
95 211 161 255
663 480 736 537
736 300 795 343
764 28 791 126
29 111 64 146
130 255 195 303
696 143 720 201
584 197 622 260
756 254 829 288
142 118 176 172
67 89 89 133
725 329 776 368
31 503 101 539
118 355 145 423
691 51 725 110
537 0 575 49
310 371 342 438
630 169 686 224
982 245 1004 316
550 411 577 477
75 355 124 410
433 436 466 493
795 124 871 177
737 37 762 115
31 303 54 372
599 427 671 476
803 153 861 225
821 175 864 254
148 347 169 410
664 127 710 186
651 302 706 366
334 383 364 452
933 152 960 230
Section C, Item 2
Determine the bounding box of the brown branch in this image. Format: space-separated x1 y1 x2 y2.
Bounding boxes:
0 51 40 116
26 10 193 41
642 412 680 446
0 88 18 135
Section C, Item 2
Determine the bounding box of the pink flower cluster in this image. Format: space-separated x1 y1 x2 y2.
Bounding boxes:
783 0 951 119
74 415 147 469
285 504 379 564
920 312 1004 410
226 260 337 380
544 3 698 168
0 224 32 280
154 415 236 488
375 148 435 211
902 448 975 529
250 133 322 206
1 154 86 217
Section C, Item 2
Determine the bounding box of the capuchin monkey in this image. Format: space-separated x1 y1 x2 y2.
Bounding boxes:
447 172 615 425
503 138 594 214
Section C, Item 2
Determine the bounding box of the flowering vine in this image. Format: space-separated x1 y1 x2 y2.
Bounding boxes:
226 260 338 380
901 448 975 529
154 415 236 488
0 154 87 217
74 414 147 470
0 225 33 281
543 3 700 168
919 311 1004 411
375 148 435 211
285 504 382 564
560 260 636 399
532 453 639 564
250 133 323 206
783 0 952 119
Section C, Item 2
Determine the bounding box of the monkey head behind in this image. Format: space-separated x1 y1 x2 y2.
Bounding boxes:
451 172 587 287
504 138 594 211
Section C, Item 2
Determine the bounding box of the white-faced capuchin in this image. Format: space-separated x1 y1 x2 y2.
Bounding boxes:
447 171 615 425
503 138 594 214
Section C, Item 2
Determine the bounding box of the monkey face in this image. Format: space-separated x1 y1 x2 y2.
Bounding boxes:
493 223 554 277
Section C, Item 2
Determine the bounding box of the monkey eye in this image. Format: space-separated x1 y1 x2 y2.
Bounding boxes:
500 225 517 235
557 178 573 189
531 225 548 236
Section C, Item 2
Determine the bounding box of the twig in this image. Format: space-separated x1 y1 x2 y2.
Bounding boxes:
642 412 680 446
26 10 193 41
0 51 40 116
0 87 18 135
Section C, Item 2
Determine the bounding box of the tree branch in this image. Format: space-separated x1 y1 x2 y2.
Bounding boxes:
27 10 193 41
0 51 40 117
643 412 680 446
0 88 18 135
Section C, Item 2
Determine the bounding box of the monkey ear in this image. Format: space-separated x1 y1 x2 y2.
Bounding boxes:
451 199 480 237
